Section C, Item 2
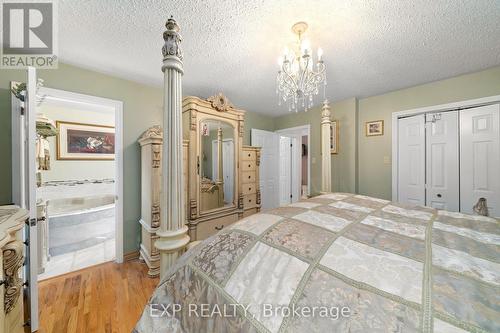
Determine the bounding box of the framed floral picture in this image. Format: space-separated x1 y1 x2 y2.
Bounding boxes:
56 121 115 160
365 120 384 136
330 120 339 154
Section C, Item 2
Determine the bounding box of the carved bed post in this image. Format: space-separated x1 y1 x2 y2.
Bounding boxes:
156 16 190 278
321 100 332 193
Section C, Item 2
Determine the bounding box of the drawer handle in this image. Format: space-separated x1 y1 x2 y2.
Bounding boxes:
215 225 224 231
248 153 251 157
248 187 252 191
248 164 251 167
249 199 252 203
248 175 251 179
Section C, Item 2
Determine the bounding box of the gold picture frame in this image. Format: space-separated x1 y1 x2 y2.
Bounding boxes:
56 121 115 160
365 120 384 136
330 120 339 154
321 120 339 155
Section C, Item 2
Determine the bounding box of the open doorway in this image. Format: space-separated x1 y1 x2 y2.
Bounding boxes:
251 125 310 209
11 84 124 281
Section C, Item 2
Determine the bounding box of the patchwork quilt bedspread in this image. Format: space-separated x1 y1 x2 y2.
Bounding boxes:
135 193 500 333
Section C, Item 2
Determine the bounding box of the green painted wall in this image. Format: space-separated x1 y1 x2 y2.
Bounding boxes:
331 98 357 193
0 63 274 253
357 66 500 200
244 110 275 145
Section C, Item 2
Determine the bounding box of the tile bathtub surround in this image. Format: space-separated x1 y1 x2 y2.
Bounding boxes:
37 179 115 202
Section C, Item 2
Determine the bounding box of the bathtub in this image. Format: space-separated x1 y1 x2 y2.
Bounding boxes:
45 194 116 256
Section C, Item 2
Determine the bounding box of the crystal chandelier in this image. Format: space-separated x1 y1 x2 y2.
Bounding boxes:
276 22 326 112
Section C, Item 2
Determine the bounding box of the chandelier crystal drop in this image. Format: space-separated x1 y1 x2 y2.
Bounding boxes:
276 22 326 112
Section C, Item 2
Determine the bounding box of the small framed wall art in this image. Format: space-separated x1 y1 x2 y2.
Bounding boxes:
365 120 384 136
57 121 115 160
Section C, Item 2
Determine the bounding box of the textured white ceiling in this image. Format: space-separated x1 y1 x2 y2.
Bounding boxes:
59 0 500 115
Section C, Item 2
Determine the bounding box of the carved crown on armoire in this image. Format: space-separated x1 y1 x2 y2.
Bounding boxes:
138 93 261 277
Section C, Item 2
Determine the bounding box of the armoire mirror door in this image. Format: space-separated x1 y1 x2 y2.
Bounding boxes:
199 119 236 213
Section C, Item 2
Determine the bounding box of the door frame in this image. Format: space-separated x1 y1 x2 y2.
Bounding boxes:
275 124 311 197
11 86 125 263
391 95 500 201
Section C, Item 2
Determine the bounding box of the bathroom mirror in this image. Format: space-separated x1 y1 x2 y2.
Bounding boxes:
199 119 235 212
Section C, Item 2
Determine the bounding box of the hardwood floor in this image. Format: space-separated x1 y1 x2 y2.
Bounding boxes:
39 260 159 333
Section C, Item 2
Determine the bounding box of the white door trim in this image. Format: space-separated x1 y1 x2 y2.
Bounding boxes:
11 86 125 263
275 124 311 197
391 95 500 201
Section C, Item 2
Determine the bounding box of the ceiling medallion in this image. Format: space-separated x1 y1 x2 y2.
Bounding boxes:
276 21 327 112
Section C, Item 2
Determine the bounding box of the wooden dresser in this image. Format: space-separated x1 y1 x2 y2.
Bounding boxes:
241 146 261 218
0 206 28 333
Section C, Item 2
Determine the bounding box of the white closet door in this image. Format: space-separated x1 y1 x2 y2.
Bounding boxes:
425 112 459 211
460 104 500 217
279 136 292 206
398 115 426 205
251 129 280 209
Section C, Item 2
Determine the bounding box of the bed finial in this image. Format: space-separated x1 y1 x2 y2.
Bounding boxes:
162 15 183 64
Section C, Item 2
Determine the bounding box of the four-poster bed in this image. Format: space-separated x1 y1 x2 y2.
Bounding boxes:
135 16 500 333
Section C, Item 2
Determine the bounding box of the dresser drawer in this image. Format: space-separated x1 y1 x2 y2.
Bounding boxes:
196 214 239 240
242 160 256 171
242 171 256 183
242 150 256 161
244 194 257 208
242 183 257 195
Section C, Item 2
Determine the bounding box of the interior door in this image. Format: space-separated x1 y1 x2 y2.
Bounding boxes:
398 114 426 205
251 129 279 209
24 67 39 332
425 111 459 211
460 104 500 217
279 136 292 206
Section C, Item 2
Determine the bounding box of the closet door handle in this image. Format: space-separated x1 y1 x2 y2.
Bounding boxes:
215 225 224 231
437 194 442 198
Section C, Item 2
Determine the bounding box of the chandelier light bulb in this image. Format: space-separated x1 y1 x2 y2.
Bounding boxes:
317 48 323 61
301 39 310 55
283 47 289 59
